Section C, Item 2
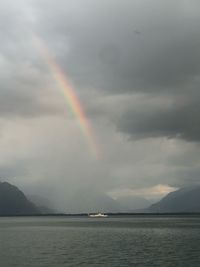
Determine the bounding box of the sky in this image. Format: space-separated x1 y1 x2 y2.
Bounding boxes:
0 0 200 212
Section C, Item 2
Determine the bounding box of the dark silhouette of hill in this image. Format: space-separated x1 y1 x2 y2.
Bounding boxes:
0 182 39 215
147 186 200 213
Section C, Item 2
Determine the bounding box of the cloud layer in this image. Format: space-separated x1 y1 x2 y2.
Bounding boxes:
0 0 200 211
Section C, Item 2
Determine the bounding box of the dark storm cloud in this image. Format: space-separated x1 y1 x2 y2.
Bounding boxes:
117 96 200 141
31 0 200 142
33 0 200 92
1 0 200 210
1 0 200 138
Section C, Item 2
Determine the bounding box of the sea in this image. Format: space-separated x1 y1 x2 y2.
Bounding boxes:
0 215 200 266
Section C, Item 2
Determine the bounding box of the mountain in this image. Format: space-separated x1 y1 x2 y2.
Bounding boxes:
116 196 152 212
0 182 39 215
147 186 200 213
64 190 152 213
64 190 119 213
28 195 56 214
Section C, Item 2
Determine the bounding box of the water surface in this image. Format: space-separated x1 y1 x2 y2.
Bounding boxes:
0 215 200 266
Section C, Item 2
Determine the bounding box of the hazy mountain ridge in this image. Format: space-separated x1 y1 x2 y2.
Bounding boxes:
2 181 200 214
28 195 57 214
116 196 152 212
64 190 119 213
61 188 152 213
147 186 200 213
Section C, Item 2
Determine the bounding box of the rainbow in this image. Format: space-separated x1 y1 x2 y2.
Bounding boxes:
33 35 100 159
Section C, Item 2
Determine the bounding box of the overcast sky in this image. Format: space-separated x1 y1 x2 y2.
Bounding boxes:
0 0 200 212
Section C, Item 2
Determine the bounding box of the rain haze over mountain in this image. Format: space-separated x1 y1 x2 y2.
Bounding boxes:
0 0 200 212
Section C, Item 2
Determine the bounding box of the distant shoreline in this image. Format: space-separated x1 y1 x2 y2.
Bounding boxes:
1 212 200 217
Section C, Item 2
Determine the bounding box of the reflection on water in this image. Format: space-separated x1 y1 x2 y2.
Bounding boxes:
0 215 200 266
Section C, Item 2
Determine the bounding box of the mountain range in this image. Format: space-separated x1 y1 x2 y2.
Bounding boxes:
146 186 200 213
1 181 200 214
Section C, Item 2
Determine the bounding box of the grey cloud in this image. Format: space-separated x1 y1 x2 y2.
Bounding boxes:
30 0 200 143
0 1 61 118
33 0 200 93
0 0 200 211
117 96 200 141
0 80 60 118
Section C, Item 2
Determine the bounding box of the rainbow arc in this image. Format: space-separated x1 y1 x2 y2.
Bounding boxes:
33 35 99 159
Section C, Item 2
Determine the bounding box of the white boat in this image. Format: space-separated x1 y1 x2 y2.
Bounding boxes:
88 212 108 218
